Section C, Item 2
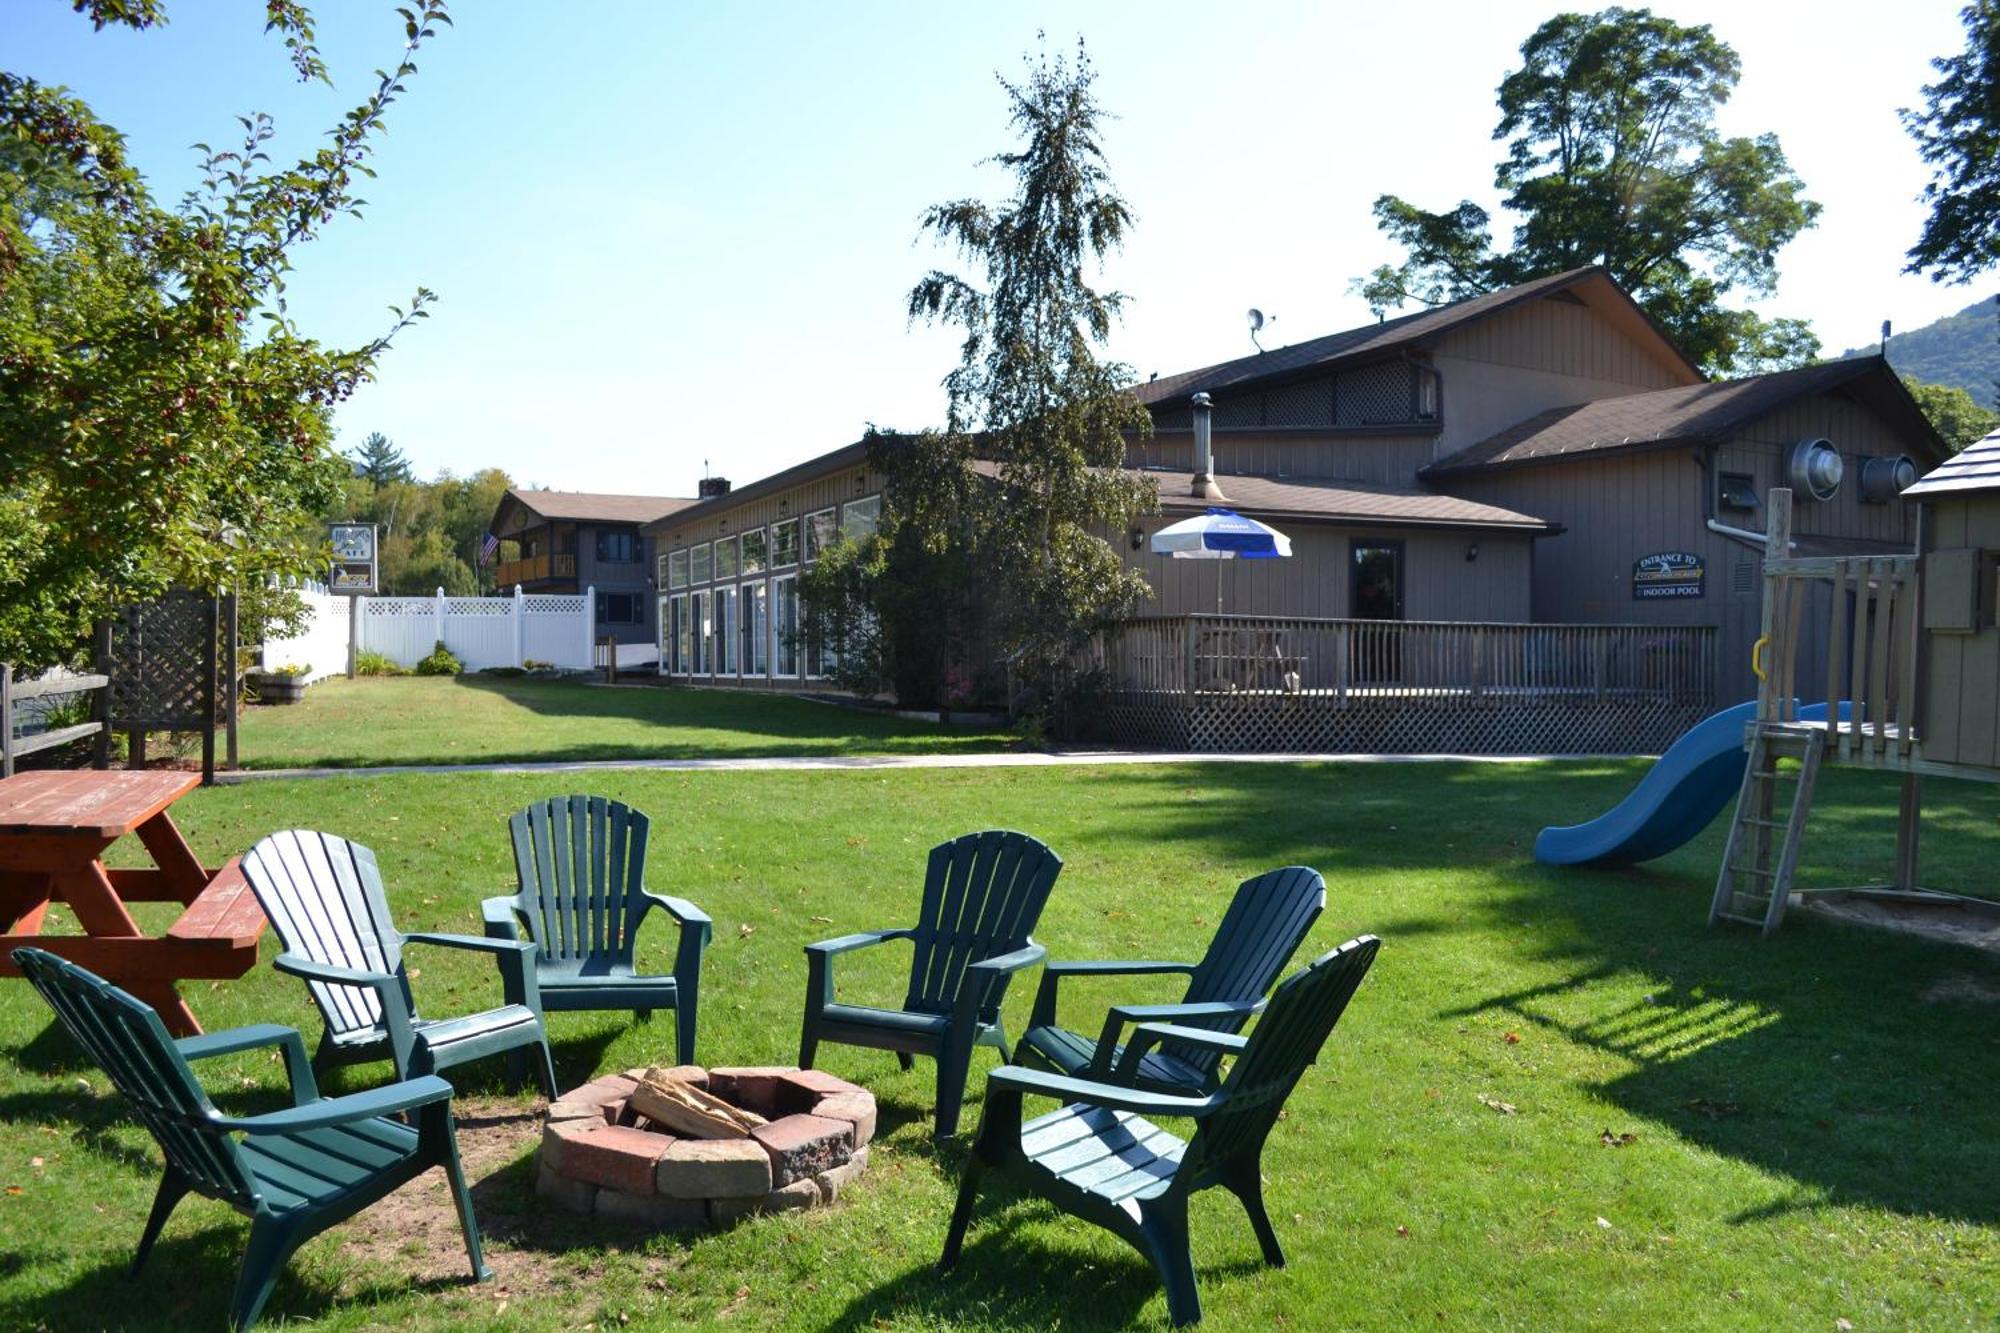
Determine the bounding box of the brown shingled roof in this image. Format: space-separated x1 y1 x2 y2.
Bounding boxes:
1423 356 1946 477
1141 469 1556 532
504 488 697 525
1133 266 1699 407
1903 430 2000 497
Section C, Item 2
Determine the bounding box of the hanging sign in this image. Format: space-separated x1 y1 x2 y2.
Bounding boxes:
329 522 379 594
1632 550 1704 600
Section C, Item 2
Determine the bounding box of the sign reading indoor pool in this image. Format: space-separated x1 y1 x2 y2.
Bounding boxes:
1632 551 1705 600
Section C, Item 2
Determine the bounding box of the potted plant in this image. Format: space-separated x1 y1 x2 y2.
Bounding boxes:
248 663 311 704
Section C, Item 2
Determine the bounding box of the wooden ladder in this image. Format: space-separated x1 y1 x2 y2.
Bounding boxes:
1709 723 1825 935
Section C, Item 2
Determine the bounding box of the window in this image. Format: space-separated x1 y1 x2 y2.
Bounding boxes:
668 549 688 589
744 581 769 675
656 596 673 673
771 518 800 568
596 529 637 563
1415 367 1440 420
715 535 739 580
1718 471 1760 513
714 586 737 675
598 592 644 624
741 527 768 574
691 541 713 585
806 588 840 679
805 509 838 561
690 590 710 674
657 552 672 586
772 574 799 676
842 495 881 542
668 595 688 674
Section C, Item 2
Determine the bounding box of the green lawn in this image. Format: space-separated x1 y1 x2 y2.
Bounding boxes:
3 761 1999 1329
235 675 1016 768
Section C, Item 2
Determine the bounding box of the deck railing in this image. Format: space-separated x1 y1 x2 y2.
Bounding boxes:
1088 615 1716 754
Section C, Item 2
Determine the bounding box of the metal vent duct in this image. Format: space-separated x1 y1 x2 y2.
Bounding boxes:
1786 438 1844 501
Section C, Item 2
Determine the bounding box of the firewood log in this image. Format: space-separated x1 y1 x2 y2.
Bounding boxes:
630 1068 768 1139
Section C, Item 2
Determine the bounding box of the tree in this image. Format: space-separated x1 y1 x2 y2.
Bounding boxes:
1357 8 1822 375
1904 375 2000 451
1907 3 2000 281
878 38 1155 713
350 431 412 487
0 3 450 669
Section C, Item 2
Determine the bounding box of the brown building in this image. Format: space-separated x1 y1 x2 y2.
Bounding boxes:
638 267 1946 741
489 488 696 646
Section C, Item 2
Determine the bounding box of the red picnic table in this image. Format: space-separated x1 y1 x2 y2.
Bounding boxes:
0 770 266 1035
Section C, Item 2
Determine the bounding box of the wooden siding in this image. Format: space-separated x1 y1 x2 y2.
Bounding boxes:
1125 429 1437 486
1122 521 1532 623
1921 495 2000 770
1430 292 1693 390
1716 396 1922 548
654 461 884 552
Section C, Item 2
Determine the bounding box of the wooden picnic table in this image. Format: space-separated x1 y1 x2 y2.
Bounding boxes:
0 770 266 1035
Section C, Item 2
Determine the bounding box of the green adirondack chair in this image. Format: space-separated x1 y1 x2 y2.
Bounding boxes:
800 829 1063 1140
482 795 713 1065
12 947 491 1332
942 935 1381 1327
1019 865 1325 1094
242 829 558 1098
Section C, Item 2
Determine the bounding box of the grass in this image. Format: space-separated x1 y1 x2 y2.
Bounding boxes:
235 675 1017 769
3 760 1999 1329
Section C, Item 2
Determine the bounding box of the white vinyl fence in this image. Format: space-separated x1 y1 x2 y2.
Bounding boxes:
261 585 600 679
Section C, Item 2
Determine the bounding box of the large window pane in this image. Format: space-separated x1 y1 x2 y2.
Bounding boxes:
668 549 688 589
745 581 769 675
741 528 767 575
691 541 713 585
715 535 739 580
772 575 798 676
804 509 837 562
714 587 736 675
842 495 881 541
771 519 800 568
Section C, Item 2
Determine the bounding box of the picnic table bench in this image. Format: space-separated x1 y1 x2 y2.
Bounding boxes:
0 770 266 1034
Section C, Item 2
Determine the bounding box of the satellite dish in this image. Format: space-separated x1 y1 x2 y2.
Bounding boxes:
1248 308 1273 352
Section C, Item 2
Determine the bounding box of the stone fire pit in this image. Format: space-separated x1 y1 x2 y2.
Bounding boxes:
535 1065 876 1227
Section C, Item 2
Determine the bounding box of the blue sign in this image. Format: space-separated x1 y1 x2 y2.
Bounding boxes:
1633 551 1704 600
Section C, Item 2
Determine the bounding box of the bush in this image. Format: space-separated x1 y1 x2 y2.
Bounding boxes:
480 666 526 678
414 641 462 676
354 649 408 677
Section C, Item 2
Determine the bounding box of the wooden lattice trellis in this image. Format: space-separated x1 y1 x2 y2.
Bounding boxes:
97 588 238 782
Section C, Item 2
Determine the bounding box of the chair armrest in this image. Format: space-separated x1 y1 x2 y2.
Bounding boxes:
949 943 1047 1047
481 896 523 941
1111 1022 1249 1083
220 1075 455 1135
645 894 712 928
803 929 914 1010
985 1064 1219 1118
273 953 400 989
402 931 536 957
1030 958 1195 1028
177 1023 319 1104
1090 999 1262 1078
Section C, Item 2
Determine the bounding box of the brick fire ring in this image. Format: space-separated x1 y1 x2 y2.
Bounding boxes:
535 1065 876 1227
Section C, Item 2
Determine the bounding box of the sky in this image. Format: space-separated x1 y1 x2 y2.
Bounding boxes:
3 1 1984 498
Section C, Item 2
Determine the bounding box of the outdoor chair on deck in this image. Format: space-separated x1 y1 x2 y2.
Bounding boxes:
13 947 491 1332
1019 865 1325 1095
799 830 1063 1140
242 830 557 1098
942 935 1380 1327
483 795 712 1064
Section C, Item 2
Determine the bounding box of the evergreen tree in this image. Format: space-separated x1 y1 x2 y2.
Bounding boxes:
1907 2 2000 282
350 431 413 487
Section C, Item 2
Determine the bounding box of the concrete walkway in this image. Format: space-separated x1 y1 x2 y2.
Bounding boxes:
219 749 1631 782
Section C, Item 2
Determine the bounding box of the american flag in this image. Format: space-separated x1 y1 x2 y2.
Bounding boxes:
478 532 499 566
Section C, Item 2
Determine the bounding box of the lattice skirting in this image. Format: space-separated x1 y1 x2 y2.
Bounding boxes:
1101 691 1710 756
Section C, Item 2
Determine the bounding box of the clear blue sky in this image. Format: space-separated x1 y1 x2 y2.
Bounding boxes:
3 1 1981 495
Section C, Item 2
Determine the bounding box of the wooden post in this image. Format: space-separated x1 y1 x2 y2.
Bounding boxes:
200 593 217 786
345 594 360 679
1757 488 1793 722
224 590 239 772
92 621 112 770
2 662 14 780
1894 773 1923 894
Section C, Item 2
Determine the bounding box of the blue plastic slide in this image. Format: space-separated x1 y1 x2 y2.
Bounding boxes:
1533 701 1834 866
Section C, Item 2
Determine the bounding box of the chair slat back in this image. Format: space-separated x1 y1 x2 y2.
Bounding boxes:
507 795 649 965
242 830 409 1038
1184 935 1378 1176
13 948 258 1206
904 831 1062 1017
1170 865 1326 1073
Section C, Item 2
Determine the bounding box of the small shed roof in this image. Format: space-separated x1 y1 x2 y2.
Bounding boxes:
1424 356 1945 477
499 488 696 526
1903 431 2000 498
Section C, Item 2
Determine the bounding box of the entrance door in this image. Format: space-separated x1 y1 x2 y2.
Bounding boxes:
1349 541 1404 684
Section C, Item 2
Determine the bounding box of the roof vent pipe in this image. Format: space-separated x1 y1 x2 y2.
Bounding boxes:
1190 392 1226 501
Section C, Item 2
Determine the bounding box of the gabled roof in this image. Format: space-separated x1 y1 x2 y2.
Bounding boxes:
1423 356 1948 478
640 441 872 537
1904 430 2000 497
499 488 696 526
1133 266 1702 408
1138 469 1557 533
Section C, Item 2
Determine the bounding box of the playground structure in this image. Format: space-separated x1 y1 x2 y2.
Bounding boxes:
1709 436 2000 933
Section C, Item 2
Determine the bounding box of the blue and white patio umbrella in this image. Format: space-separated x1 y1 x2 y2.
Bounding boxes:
1149 508 1292 612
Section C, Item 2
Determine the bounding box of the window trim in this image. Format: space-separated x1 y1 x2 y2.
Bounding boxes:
804 508 838 562
741 527 768 575
690 540 713 586
841 494 881 542
770 517 801 569
714 534 740 581
595 528 639 564
770 572 800 678
667 548 689 590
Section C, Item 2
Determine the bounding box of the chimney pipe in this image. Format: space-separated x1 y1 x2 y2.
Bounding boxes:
1189 392 1226 501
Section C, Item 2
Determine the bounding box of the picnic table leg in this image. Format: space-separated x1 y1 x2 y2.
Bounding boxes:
53 864 144 937
0 872 52 934
135 813 211 905
124 980 202 1036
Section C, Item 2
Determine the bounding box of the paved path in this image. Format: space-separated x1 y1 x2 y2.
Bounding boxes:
219 749 1633 782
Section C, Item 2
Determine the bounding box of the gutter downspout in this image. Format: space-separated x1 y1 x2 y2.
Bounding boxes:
1706 518 1797 551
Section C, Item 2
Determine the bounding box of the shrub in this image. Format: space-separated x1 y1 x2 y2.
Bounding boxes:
354 650 408 677
481 666 526 678
415 641 462 676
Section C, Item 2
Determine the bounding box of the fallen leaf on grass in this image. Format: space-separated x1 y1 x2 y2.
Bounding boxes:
4 1186 20 1196
1477 1093 1518 1115
738 924 755 938
718 1285 751 1318
1836 1321 1853 1331
1684 1098 1741 1119
1599 1130 1639 1148
809 915 832 924
1502 1032 1522 1045
28 1157 42 1170
1595 1216 1613 1229
1395 1225 1411 1238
